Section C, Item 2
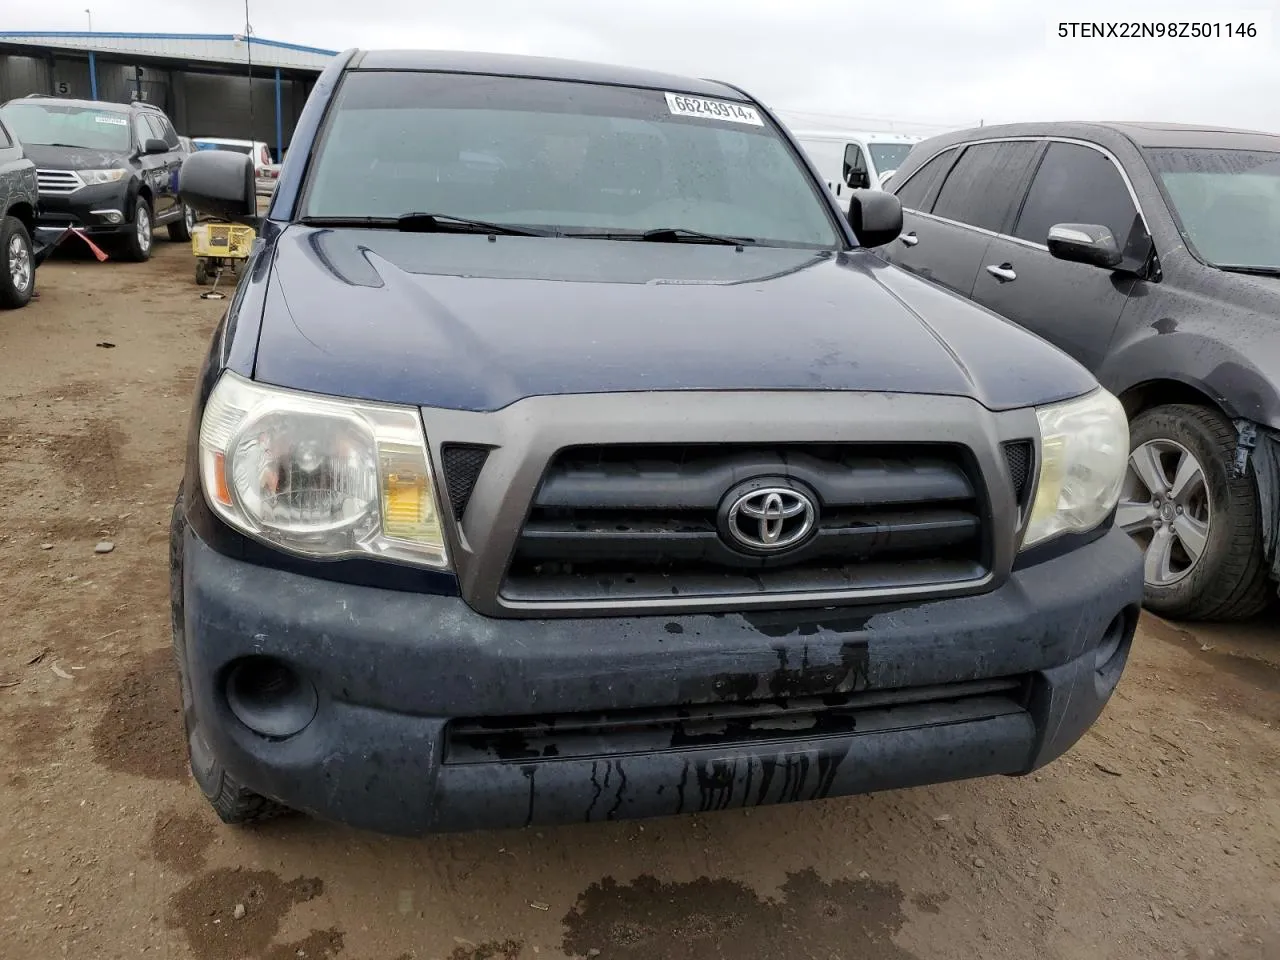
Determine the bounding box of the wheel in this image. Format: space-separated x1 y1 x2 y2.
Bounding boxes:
168 202 195 242
170 487 288 825
1116 404 1272 621
194 258 209 285
120 196 154 262
0 216 35 309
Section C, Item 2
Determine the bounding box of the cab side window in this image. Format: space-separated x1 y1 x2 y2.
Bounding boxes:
1014 142 1139 248
931 141 1040 232
892 148 957 211
843 143 869 189
133 115 153 151
150 114 180 150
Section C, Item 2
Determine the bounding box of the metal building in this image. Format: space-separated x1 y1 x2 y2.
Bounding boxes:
0 32 337 160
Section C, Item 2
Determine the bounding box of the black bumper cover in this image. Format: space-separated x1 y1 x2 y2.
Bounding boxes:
180 526 1143 835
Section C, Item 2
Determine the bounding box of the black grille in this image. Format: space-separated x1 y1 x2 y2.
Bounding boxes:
503 444 989 603
440 444 490 521
1002 440 1034 505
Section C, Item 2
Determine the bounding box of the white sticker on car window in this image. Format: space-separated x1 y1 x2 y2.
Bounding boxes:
94 115 128 125
664 93 763 126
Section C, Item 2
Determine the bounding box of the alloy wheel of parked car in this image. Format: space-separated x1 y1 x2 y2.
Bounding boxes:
1119 438 1211 586
0 217 35 309
1120 404 1272 621
122 199 154 262
168 202 196 243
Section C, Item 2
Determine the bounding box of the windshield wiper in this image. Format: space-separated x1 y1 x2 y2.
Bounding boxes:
568 227 755 246
1214 263 1280 277
299 213 548 237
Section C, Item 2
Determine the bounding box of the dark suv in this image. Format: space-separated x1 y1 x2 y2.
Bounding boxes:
170 50 1142 836
0 111 38 308
0 95 194 261
882 122 1280 621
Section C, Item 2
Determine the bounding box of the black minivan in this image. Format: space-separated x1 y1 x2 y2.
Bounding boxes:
882 122 1280 622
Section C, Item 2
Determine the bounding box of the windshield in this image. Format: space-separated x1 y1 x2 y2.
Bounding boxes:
304 72 840 248
1148 147 1280 270
0 102 131 152
868 143 913 175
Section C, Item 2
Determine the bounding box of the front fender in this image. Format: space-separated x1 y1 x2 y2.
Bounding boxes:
1098 330 1280 429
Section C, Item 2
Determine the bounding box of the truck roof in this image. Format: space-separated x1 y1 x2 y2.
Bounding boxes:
348 49 748 101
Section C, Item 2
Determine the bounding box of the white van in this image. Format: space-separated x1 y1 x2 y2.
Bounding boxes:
791 130 923 199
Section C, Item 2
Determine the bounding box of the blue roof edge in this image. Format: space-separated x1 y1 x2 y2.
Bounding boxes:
0 31 338 56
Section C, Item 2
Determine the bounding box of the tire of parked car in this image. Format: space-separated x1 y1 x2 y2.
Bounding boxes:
169 485 288 825
168 202 195 243
1123 404 1272 621
0 216 35 310
121 196 154 262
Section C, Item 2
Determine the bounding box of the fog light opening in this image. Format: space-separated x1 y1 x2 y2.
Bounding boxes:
1093 608 1134 693
225 657 318 740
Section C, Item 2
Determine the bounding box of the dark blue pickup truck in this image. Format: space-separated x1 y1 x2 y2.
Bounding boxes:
171 49 1143 835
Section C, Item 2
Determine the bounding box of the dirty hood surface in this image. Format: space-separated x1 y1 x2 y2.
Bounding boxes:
257 226 1097 412
21 142 131 171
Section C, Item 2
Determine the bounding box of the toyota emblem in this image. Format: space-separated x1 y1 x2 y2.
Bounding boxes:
721 483 818 554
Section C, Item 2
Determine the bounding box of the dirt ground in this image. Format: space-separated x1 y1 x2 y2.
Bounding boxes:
1 242 1278 960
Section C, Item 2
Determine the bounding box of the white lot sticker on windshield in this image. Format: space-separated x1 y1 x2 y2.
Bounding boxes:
665 93 763 126
94 115 128 125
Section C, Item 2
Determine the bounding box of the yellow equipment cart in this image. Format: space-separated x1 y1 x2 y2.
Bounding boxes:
191 222 256 286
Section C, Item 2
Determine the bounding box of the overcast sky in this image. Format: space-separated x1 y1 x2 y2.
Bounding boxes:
12 0 1280 133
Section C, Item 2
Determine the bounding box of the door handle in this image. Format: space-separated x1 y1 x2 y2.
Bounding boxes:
899 232 918 247
986 263 1017 282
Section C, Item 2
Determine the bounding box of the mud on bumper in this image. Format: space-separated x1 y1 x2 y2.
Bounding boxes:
179 526 1143 836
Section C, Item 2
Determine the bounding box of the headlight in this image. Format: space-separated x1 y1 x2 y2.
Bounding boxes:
198 372 448 568
1022 389 1129 549
80 169 128 185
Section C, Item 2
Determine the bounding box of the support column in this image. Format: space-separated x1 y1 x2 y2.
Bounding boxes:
274 67 283 163
88 51 98 99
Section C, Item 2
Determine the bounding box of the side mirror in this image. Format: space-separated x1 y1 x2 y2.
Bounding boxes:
846 168 870 190
143 138 169 155
179 150 257 224
847 189 903 248
1046 223 1123 270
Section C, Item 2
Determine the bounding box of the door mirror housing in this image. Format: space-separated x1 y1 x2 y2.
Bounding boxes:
846 168 870 189
179 150 257 224
847 189 903 247
142 138 169 156
1046 223 1123 270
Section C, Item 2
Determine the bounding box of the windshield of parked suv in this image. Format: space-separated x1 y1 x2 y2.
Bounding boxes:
869 143 913 175
1148 147 1280 270
304 72 841 248
0 102 132 152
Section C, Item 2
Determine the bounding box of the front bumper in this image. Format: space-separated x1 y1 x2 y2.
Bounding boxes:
34 183 134 239
180 524 1142 836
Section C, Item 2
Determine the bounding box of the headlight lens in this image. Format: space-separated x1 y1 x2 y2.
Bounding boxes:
80 169 128 185
1022 389 1129 548
198 372 448 568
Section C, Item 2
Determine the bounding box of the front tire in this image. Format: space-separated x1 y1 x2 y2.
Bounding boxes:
0 216 35 309
121 197 154 262
1116 404 1271 621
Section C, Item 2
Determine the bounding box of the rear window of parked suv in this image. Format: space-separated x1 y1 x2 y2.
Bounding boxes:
303 71 842 249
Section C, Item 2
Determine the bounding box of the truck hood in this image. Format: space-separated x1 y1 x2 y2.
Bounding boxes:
21 142 131 171
257 226 1097 412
